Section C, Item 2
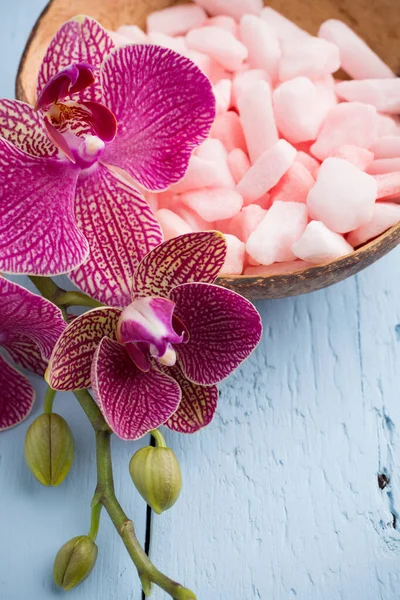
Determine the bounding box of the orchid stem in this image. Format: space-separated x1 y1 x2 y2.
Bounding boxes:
43 386 56 414
88 500 102 542
150 429 167 448
56 291 104 309
28 276 102 310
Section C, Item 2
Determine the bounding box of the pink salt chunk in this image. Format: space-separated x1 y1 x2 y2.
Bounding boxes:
228 148 251 184
232 69 271 110
181 188 243 222
292 221 353 263
195 139 236 188
318 19 395 80
109 31 137 47
144 193 159 214
206 16 238 35
175 205 212 231
116 25 148 43
238 80 278 164
331 145 374 171
273 77 332 144
237 140 297 204
295 151 320 179
375 172 400 199
169 152 234 194
246 201 308 265
368 159 400 176
156 209 193 241
336 79 400 114
307 157 378 233
220 234 246 275
147 5 207 36
279 37 341 81
313 75 338 110
376 114 400 138
240 15 281 82
147 32 187 54
310 102 379 161
186 26 247 71
372 136 400 159
346 203 400 246
211 112 247 153
193 0 263 21
213 79 232 115
260 7 309 42
185 50 213 78
228 205 267 242
270 162 315 203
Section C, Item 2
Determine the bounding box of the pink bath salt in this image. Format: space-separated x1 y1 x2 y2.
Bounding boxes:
291 221 353 263
346 203 400 246
247 201 308 264
231 69 271 110
318 19 395 80
213 79 232 115
270 162 315 203
313 75 338 111
372 136 400 159
368 158 400 175
109 31 136 47
273 77 331 144
147 32 187 55
376 114 400 138
310 102 379 161
175 205 212 231
335 79 400 115
238 80 278 164
228 148 251 184
295 151 320 179
260 7 309 42
186 26 247 71
156 209 193 241
279 37 341 82
116 25 148 43
240 15 281 82
307 157 378 233
331 145 374 171
185 50 213 78
196 139 236 188
228 205 267 242
181 188 243 222
144 193 159 214
155 191 177 210
237 140 297 204
147 5 207 36
169 154 232 194
206 15 238 35
220 234 246 275
193 0 263 21
375 172 400 199
211 112 247 153
254 193 272 210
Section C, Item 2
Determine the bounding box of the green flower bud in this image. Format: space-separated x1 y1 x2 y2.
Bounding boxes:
129 446 182 514
54 535 98 591
24 413 74 486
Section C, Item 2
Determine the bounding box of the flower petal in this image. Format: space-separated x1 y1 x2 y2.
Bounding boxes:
0 99 58 157
37 16 115 104
69 164 162 307
170 283 263 385
164 364 218 433
0 277 65 374
0 355 35 431
36 63 96 110
47 307 121 391
91 337 181 440
0 138 87 275
101 44 216 190
132 231 227 299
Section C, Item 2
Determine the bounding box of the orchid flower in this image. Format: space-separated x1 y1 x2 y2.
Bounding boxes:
0 16 215 306
0 277 66 431
47 232 262 440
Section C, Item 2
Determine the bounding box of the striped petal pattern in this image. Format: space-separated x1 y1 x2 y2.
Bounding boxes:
0 355 35 431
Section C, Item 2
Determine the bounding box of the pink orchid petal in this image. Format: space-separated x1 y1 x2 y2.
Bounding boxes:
91 337 181 440
37 17 115 104
48 101 117 144
170 283 263 385
36 63 96 110
43 118 76 163
0 99 58 157
0 277 65 374
0 355 35 431
69 164 162 307
0 138 87 275
48 307 121 391
101 44 216 190
132 231 227 299
164 364 218 433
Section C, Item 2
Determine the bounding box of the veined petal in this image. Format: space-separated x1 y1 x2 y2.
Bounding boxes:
164 364 218 434
0 99 58 157
132 232 227 299
0 277 65 374
69 164 162 307
47 307 121 391
91 337 181 440
47 101 117 143
0 138 87 275
0 355 35 432
37 16 115 104
36 63 96 110
170 283 263 386
101 44 215 191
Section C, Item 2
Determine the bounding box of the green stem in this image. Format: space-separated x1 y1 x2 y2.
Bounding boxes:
150 429 167 448
56 291 104 309
29 276 102 309
73 390 110 432
88 500 102 542
43 387 57 414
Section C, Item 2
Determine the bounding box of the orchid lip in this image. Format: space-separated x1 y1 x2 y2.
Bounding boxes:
35 62 96 111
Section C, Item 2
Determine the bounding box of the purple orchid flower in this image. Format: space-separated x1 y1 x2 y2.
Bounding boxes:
0 16 215 306
47 232 262 440
0 277 66 431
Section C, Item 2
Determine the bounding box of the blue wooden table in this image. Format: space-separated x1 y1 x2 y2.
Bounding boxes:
1 3 400 599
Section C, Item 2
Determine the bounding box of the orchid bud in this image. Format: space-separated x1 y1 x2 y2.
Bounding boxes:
24 413 74 486
129 446 182 514
54 535 98 591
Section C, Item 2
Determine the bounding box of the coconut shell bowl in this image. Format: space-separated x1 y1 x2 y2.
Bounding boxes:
16 0 400 300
